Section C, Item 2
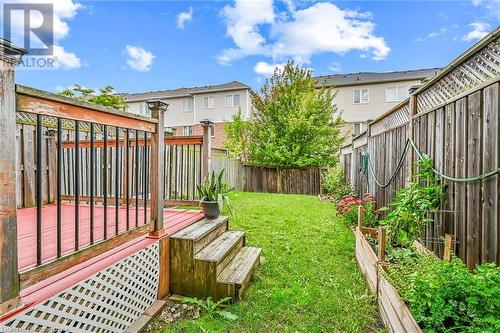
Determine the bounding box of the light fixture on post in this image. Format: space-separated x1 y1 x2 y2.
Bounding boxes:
199 119 213 127
146 99 169 112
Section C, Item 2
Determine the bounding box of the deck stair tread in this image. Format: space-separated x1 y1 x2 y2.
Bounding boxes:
217 247 261 285
195 231 245 262
170 216 228 241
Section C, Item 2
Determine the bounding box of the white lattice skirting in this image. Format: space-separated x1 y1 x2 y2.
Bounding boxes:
2 242 159 333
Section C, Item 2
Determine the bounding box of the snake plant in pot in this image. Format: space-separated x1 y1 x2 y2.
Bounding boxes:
197 170 233 218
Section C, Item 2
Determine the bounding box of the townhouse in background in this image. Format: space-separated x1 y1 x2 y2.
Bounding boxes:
122 69 441 148
123 81 252 148
315 68 442 142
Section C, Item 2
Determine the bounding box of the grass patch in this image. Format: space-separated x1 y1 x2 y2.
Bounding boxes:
157 191 381 333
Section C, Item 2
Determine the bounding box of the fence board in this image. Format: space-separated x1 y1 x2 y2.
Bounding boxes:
481 83 499 263
466 90 482 268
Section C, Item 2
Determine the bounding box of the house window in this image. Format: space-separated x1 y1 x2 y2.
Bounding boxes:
210 126 215 138
386 86 409 102
139 103 147 115
203 96 214 109
352 122 366 136
353 89 369 104
225 94 240 107
183 99 193 112
183 126 193 136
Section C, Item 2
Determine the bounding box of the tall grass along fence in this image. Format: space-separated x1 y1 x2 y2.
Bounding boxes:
340 29 500 267
211 149 322 195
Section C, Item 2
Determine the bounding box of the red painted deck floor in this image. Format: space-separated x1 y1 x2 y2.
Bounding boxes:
17 203 204 271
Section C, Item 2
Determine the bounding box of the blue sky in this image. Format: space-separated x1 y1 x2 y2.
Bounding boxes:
4 0 499 93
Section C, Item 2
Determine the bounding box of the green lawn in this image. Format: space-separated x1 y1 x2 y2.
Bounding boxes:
159 192 381 333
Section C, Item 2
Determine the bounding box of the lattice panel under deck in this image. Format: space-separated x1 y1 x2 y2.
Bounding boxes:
416 37 500 114
369 102 410 136
2 242 159 333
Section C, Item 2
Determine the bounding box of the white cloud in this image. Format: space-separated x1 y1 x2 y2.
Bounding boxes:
254 61 285 76
218 0 275 65
461 22 491 41
52 44 81 69
329 62 341 72
177 6 193 30
471 0 500 19
415 27 447 42
126 45 155 72
218 1 390 65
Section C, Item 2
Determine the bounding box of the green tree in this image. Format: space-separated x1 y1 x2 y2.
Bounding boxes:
224 109 251 160
59 85 127 109
227 61 344 168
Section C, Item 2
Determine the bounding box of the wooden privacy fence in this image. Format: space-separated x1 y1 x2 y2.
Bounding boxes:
341 29 500 268
241 165 322 195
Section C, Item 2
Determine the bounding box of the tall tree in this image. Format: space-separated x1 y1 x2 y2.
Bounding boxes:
59 85 127 110
226 61 344 168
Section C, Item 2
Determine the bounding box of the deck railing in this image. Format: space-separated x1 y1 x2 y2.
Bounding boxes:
16 86 159 267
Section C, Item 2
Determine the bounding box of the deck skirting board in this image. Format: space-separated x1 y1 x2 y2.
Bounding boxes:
1 242 160 333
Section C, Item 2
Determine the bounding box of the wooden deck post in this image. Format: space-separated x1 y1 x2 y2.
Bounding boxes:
0 40 26 315
200 120 213 179
147 100 168 235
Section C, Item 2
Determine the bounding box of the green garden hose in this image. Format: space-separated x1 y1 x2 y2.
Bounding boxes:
359 138 500 188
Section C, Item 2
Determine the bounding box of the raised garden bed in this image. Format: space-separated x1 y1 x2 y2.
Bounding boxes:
355 227 422 333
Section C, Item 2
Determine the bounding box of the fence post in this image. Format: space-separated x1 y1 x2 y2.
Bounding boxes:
0 40 26 315
408 94 417 185
147 100 168 235
200 120 213 179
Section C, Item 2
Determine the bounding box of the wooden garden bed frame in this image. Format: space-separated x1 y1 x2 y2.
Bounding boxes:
354 206 422 333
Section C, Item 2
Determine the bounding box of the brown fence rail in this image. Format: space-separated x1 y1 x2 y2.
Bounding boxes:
241 165 322 195
341 29 500 267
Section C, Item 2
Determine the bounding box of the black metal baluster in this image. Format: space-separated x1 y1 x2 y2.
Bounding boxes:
169 144 173 201
135 130 139 227
36 114 42 265
74 120 80 251
192 145 196 199
174 145 178 200
56 118 62 258
103 125 108 239
90 123 95 245
143 131 147 225
180 144 184 200
125 129 130 231
115 127 119 235
186 144 190 200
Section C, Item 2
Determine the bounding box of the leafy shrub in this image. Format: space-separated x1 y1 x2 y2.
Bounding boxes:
384 249 500 332
336 193 378 227
322 166 353 202
381 155 446 247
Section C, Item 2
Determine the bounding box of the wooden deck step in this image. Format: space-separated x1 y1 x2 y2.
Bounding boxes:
195 231 245 275
217 247 262 301
171 216 229 254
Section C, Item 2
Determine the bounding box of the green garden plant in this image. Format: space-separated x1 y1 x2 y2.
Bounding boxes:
322 166 354 203
182 297 238 322
197 169 234 215
384 248 500 332
381 155 446 247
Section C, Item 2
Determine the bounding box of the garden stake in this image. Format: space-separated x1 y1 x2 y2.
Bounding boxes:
443 234 455 261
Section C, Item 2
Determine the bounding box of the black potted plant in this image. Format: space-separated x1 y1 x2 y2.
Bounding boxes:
197 169 233 219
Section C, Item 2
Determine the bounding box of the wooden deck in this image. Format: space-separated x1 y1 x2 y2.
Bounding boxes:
17 203 204 271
